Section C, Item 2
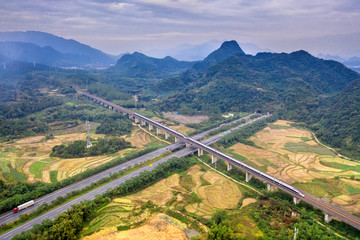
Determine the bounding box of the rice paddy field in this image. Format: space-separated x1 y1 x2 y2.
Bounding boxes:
226 120 360 213
0 125 165 183
81 164 261 239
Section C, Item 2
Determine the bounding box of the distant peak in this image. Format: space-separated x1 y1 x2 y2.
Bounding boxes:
220 40 240 49
217 40 245 55
290 50 311 57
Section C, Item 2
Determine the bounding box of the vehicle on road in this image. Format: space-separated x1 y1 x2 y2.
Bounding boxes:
13 200 35 213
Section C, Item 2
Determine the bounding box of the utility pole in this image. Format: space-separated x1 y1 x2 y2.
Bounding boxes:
86 121 92 148
134 95 138 109
293 227 298 240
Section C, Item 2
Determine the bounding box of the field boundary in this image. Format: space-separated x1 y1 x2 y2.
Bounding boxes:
195 156 262 195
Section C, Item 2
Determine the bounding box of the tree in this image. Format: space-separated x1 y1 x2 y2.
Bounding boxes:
207 223 233 240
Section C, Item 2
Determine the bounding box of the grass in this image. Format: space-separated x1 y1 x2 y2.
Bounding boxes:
286 136 310 141
50 171 58 183
320 161 360 173
3 166 27 182
199 175 211 186
268 124 289 129
145 142 168 148
283 142 335 155
344 184 360 195
293 178 347 198
29 161 47 178
179 174 194 191
256 158 279 169
224 149 247 161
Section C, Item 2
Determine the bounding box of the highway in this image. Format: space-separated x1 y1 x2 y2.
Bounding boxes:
0 112 264 239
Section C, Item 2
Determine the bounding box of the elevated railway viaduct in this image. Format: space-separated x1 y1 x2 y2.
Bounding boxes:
73 86 360 230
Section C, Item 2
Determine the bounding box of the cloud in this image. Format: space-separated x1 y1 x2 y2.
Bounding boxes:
0 0 359 56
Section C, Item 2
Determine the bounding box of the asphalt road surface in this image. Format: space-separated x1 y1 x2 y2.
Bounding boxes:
0 113 263 239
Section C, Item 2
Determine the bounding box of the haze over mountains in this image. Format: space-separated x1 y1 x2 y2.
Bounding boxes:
0 31 116 68
1 31 358 73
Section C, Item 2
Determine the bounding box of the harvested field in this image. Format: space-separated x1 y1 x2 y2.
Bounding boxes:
227 120 360 213
125 128 153 148
169 125 195 135
241 198 257 208
82 214 188 240
82 163 257 239
0 125 158 183
163 112 209 124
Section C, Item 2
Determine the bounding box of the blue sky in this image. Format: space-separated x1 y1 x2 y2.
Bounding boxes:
1 0 359 57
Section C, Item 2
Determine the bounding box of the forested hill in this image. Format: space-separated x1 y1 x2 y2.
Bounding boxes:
156 49 358 115
192 40 245 72
109 52 195 79
312 78 360 158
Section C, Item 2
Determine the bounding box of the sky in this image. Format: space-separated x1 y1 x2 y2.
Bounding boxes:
0 0 360 58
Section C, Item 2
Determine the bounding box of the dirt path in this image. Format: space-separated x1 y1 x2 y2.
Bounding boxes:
137 125 172 145
195 157 263 195
42 170 51 183
311 132 351 160
22 158 39 183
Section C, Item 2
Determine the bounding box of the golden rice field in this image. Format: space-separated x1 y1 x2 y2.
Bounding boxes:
81 164 259 240
0 127 160 183
227 120 360 213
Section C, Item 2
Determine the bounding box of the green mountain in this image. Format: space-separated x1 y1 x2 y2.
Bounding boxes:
192 40 245 72
157 49 358 115
313 79 360 158
109 52 195 79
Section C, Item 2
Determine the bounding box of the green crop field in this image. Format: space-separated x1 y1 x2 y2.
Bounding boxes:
284 142 335 155
29 161 47 178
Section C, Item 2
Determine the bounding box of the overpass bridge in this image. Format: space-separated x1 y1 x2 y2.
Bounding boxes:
73 86 360 230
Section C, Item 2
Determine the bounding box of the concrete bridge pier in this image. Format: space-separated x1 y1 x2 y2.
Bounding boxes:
198 148 203 156
293 197 301 205
175 137 180 143
165 132 170 139
134 117 139 124
324 213 333 223
211 155 217 164
156 128 161 135
246 172 253 182
226 162 233 171
129 115 133 120
141 120 146 126
109 106 112 110
122 112 126 116
185 142 192 147
267 184 274 192
149 124 153 131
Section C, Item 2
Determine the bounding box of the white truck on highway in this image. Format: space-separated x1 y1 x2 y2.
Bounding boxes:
13 200 35 213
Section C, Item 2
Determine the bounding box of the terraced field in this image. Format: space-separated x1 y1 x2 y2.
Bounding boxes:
0 126 164 183
227 120 360 213
82 164 260 239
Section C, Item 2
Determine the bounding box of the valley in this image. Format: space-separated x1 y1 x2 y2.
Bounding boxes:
0 30 359 240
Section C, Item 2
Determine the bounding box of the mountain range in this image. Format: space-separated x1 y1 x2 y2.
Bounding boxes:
0 31 116 68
